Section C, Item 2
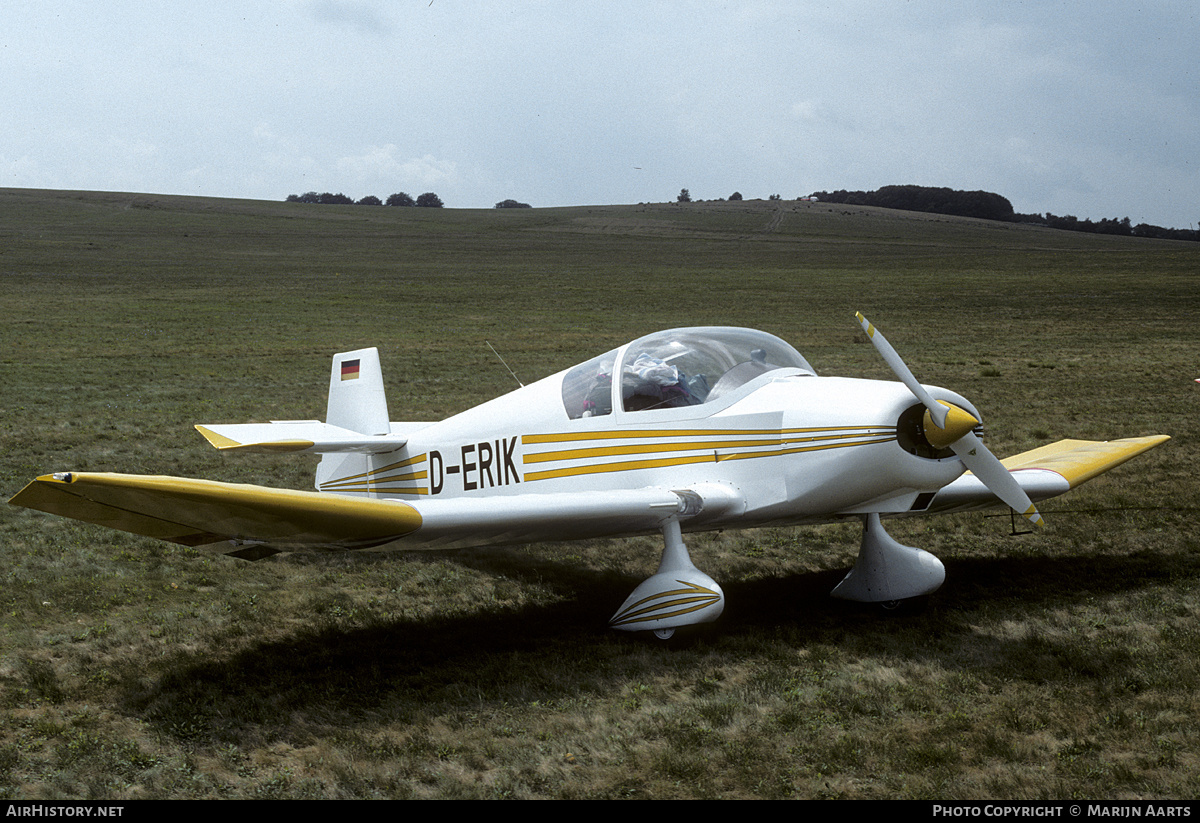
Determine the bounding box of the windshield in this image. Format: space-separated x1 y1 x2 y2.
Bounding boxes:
561 327 814 418
561 349 619 419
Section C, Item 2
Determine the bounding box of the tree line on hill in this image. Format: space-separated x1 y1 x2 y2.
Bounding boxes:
284 193 536 209
809 185 1197 242
812 185 1015 222
286 191 443 207
1022 212 1197 241
677 189 785 203
284 183 1194 241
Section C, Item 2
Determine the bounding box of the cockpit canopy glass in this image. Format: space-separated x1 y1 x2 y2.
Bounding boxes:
561 327 814 419
561 349 619 419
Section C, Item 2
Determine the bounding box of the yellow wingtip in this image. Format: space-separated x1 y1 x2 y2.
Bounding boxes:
999 435 1172 488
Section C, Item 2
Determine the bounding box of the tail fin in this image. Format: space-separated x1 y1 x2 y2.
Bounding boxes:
318 348 407 497
195 348 404 455
195 347 421 497
328 348 390 436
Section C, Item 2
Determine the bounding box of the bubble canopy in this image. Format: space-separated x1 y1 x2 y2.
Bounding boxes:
561 327 815 419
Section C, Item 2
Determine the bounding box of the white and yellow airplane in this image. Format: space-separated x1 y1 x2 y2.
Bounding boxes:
10 315 1167 638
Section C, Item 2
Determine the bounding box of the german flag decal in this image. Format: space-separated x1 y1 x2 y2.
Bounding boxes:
340 359 360 381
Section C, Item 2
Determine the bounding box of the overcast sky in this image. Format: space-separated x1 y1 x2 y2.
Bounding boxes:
3 1 1196 227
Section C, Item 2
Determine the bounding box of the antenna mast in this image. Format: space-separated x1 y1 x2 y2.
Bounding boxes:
486 341 524 387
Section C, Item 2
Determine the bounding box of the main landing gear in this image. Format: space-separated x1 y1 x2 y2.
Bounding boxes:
610 512 943 637
609 516 725 639
831 513 946 604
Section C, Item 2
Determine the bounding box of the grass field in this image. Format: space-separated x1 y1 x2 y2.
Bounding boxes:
1 188 1197 799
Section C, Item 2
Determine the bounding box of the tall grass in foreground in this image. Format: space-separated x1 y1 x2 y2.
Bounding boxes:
1 189 1197 798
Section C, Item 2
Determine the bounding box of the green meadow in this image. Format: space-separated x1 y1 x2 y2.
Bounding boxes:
1 188 1197 799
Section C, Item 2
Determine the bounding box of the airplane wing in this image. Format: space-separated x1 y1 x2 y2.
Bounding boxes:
919 435 1169 514
8 436 1164 558
8 472 744 558
8 472 424 554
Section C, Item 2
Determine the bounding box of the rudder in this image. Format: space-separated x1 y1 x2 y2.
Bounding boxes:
328 348 390 436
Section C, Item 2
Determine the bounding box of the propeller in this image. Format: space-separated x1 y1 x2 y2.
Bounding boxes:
855 312 1043 527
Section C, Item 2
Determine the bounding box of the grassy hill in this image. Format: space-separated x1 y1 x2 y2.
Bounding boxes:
1 188 1197 798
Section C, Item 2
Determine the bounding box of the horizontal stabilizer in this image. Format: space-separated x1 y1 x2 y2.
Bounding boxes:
195 421 411 454
8 472 423 550
919 435 1169 514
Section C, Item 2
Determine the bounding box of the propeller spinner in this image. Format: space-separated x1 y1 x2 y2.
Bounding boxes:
855 312 1044 527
